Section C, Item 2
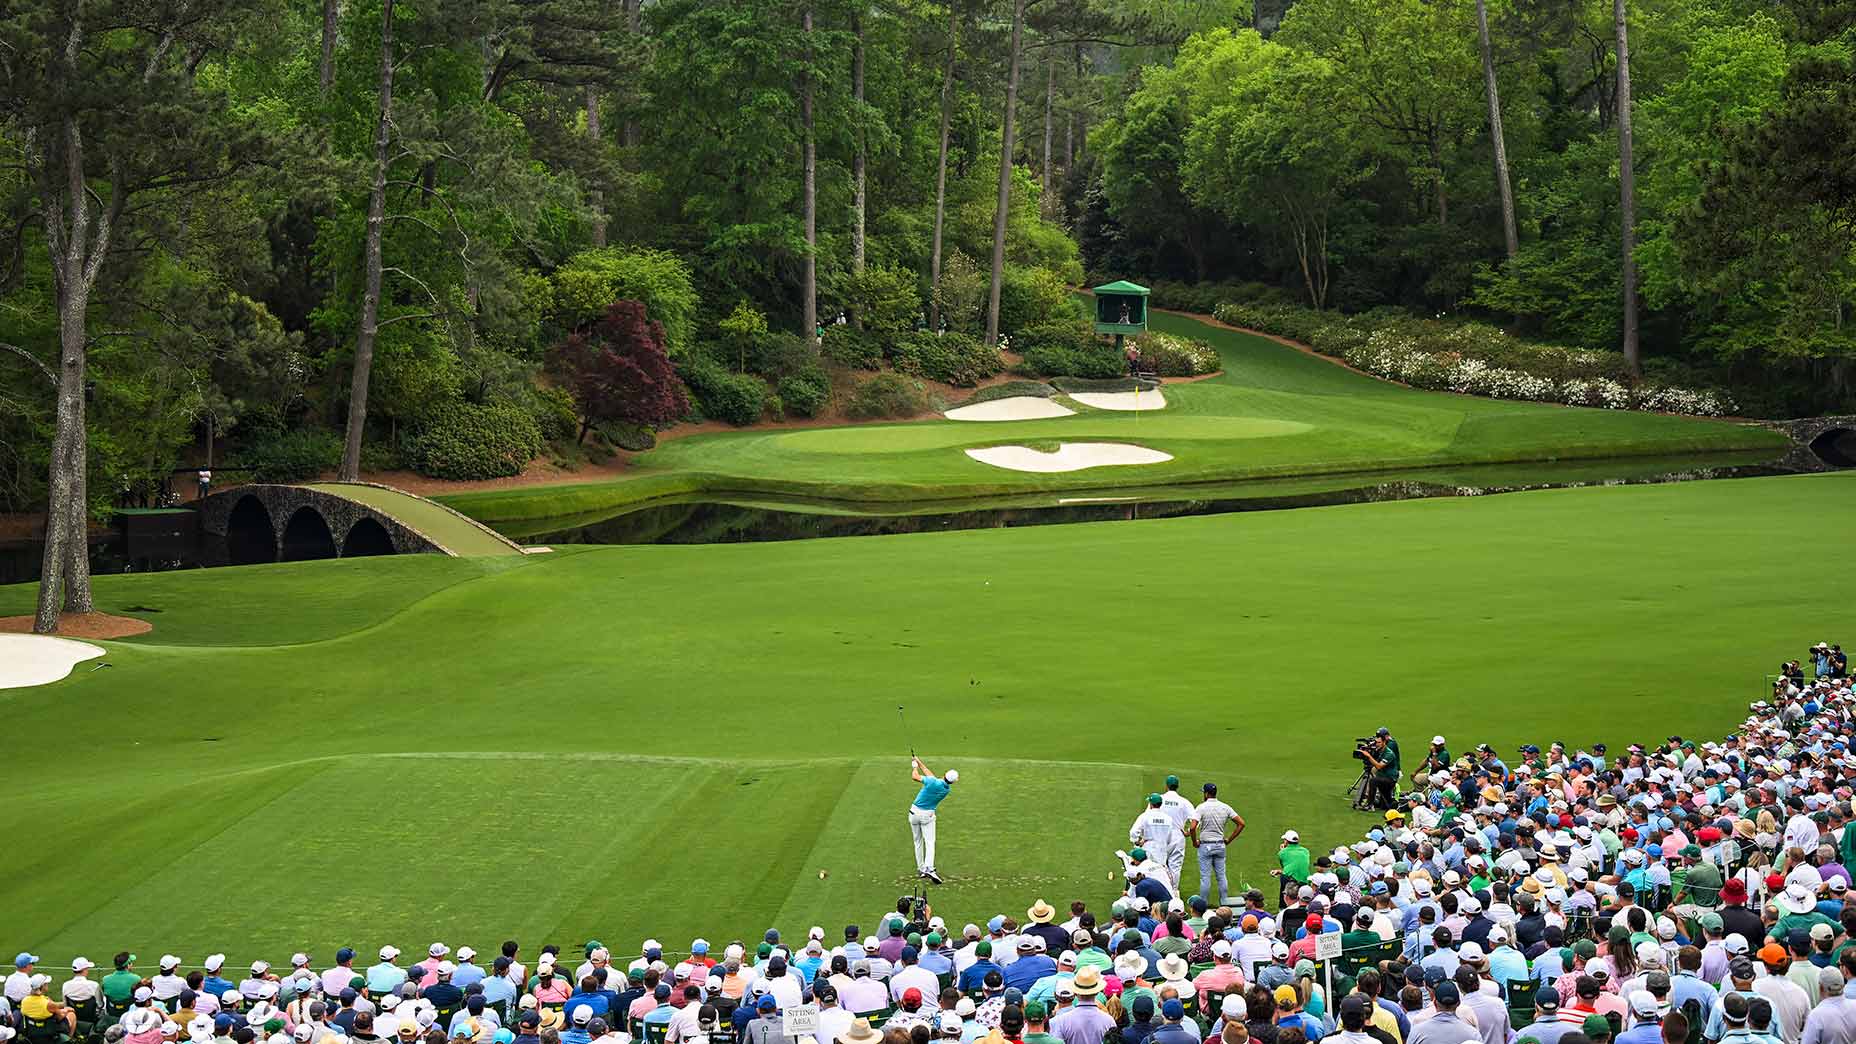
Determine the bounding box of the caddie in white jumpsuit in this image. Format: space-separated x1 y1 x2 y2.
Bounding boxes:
1128 793 1184 894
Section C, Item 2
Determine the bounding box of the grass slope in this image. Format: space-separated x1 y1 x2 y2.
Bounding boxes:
440 310 1783 524
0 472 1849 962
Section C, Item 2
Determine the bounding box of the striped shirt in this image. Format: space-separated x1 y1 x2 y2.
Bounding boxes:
1192 799 1238 841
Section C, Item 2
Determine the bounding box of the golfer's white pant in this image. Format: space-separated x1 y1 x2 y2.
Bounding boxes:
909 806 938 872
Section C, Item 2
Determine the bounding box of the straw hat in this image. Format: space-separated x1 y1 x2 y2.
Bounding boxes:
1027 901 1057 925
1070 968 1104 997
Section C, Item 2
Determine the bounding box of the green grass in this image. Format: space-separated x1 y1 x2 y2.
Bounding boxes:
302 482 524 555
438 310 1784 525
2 471 1851 963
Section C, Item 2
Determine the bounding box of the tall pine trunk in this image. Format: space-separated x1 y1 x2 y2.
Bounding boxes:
33 63 116 632
1476 0 1517 259
852 11 866 277
339 0 395 482
801 4 817 340
1615 0 1640 376
1040 58 1053 204
587 86 605 248
928 5 958 329
622 0 640 148
984 0 1025 346
321 0 338 97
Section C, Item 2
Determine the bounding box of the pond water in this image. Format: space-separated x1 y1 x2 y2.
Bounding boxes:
503 450 1798 548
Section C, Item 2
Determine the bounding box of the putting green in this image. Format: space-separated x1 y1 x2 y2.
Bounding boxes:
441 310 1784 524
1 471 1851 961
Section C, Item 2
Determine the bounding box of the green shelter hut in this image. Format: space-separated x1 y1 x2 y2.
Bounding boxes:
1092 279 1150 337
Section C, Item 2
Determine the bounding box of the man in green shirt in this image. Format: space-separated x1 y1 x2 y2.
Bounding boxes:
1340 911 1381 965
1768 885 1835 942
1020 1001 1063 1044
1676 845 1722 911
102 953 140 1007
1368 731 1401 809
1275 831 1311 906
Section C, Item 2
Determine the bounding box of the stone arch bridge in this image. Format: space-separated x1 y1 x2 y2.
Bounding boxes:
193 482 523 566
1762 415 1856 471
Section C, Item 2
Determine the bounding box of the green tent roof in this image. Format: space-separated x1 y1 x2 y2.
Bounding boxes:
1091 279 1150 295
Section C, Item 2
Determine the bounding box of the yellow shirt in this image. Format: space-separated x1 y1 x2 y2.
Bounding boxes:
21 994 54 1019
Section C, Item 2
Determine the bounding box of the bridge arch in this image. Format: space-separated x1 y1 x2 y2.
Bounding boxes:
225 495 278 566
280 507 337 562
341 516 397 558
194 481 522 566
1809 426 1856 468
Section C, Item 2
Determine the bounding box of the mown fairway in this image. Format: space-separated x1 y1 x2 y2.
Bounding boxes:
2 471 1849 964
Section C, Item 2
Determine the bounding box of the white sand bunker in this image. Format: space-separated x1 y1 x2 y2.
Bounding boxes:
965 442 1174 473
1069 389 1167 411
944 396 1076 422
0 634 105 689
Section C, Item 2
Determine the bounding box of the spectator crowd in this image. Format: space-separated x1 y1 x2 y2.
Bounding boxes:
5 642 1855 1044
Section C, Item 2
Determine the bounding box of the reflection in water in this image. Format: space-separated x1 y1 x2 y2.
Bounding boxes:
516 453 1797 548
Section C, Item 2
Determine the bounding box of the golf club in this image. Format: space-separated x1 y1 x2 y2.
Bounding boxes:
898 704 914 758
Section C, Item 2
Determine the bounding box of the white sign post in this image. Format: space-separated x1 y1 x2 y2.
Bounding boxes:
1315 932 1343 1012
783 1005 820 1038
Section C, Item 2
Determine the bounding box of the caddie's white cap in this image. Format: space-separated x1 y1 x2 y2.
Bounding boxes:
945 770 959 783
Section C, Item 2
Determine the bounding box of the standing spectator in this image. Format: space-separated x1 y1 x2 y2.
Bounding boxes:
1190 784 1244 907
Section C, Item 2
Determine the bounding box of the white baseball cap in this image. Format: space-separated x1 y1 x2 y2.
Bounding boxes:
428 944 449 958
456 947 476 962
1282 830 1300 843
379 946 400 961
204 955 226 973
1433 736 1446 745
252 961 270 974
437 962 456 976
160 955 182 970
945 769 959 783
292 954 311 968
72 958 95 973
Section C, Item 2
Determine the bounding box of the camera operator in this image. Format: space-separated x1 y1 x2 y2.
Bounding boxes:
1361 729 1400 810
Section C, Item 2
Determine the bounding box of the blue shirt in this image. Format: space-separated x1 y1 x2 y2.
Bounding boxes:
201 977 238 1001
365 963 407 995
452 963 486 990
1002 956 1055 992
481 975 516 1006
957 961 1000 993
913 777 950 811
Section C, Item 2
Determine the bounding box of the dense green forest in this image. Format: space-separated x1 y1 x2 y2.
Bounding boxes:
3 0 1854 622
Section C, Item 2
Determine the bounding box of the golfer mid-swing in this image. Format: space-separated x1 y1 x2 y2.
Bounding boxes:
908 756 957 884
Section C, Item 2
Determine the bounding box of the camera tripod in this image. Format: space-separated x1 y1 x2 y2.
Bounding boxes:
1347 767 1377 811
